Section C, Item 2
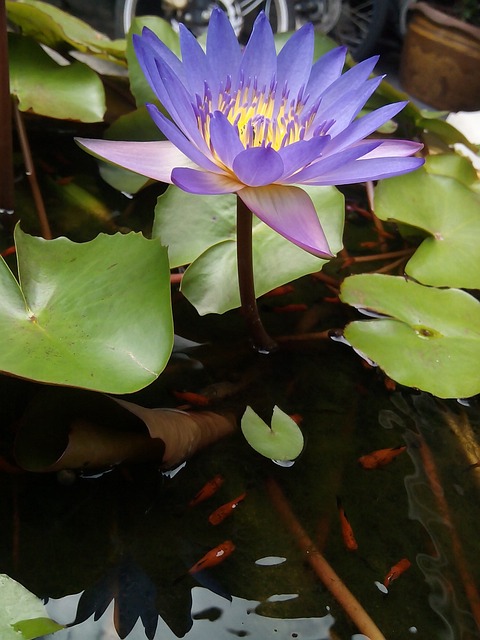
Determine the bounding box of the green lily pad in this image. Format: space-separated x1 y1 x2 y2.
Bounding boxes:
340 274 480 398
241 406 304 460
0 574 63 640
153 185 344 315
375 159 480 289
0 226 173 393
153 189 237 268
6 0 125 59
9 33 106 122
424 153 479 186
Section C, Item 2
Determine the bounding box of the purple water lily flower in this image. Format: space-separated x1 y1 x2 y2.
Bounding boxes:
77 9 423 257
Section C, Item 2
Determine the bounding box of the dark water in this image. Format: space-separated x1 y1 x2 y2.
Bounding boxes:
1 319 479 640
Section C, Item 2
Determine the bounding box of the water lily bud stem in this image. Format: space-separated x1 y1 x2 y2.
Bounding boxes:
236 196 278 354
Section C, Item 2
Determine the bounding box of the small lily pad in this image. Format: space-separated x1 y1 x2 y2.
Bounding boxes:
340 274 480 398
241 406 304 461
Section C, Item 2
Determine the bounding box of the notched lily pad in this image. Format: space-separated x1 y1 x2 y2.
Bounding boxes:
241 406 304 460
0 226 173 393
374 158 480 289
340 274 480 398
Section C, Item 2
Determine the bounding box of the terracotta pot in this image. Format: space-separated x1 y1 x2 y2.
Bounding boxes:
400 2 480 111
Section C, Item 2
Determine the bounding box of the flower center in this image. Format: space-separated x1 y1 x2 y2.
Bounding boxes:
194 74 329 152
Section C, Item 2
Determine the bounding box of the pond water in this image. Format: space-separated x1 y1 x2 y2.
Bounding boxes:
1 312 479 640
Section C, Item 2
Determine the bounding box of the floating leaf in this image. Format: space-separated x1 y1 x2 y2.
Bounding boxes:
241 406 304 460
340 274 480 398
0 574 63 640
9 33 106 122
424 153 479 186
375 159 480 289
153 185 344 315
6 0 125 59
0 226 173 393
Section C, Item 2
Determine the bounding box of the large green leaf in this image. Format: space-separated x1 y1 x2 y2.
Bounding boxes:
6 0 125 59
340 274 480 399
8 34 106 122
153 186 344 315
153 189 237 268
374 158 480 289
0 227 173 393
0 574 63 640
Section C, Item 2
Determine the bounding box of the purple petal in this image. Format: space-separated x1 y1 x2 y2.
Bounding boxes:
209 112 244 169
147 59 211 154
75 138 197 183
232 147 284 186
303 156 425 185
239 185 332 257
134 29 186 87
276 23 314 107
284 140 382 184
206 8 242 85
312 55 379 114
359 140 424 158
138 51 197 141
305 46 347 102
178 25 210 96
278 137 331 179
237 13 277 92
172 167 241 194
147 104 220 172
315 76 383 136
326 102 408 153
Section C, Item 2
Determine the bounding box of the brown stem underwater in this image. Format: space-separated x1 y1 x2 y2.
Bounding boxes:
13 101 52 239
266 476 387 640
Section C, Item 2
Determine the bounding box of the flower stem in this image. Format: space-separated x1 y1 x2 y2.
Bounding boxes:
13 101 52 239
236 196 277 354
0 1 14 214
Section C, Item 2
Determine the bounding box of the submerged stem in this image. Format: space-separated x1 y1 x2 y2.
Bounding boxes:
266 477 387 640
13 101 52 239
236 196 277 354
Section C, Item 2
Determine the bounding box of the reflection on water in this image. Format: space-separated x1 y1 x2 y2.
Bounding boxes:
1 340 480 640
44 587 334 639
380 394 480 640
